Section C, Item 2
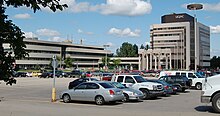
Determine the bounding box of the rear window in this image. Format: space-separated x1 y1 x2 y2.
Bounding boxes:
99 83 114 88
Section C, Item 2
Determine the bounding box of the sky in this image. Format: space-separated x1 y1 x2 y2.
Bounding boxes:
5 0 220 57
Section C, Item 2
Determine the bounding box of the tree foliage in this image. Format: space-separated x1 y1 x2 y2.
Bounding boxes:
101 57 110 67
0 0 67 85
210 56 220 69
64 56 73 68
116 42 139 57
112 59 121 69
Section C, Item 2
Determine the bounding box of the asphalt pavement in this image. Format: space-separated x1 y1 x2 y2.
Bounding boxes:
0 77 219 116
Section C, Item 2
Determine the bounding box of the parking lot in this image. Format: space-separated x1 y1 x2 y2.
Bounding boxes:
0 77 219 116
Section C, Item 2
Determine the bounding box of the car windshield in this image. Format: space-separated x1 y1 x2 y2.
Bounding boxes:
134 76 146 83
99 83 115 88
195 73 205 78
111 82 125 89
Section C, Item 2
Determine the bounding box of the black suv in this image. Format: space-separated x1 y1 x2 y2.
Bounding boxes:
159 75 190 92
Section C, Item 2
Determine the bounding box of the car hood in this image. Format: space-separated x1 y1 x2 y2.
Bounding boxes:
140 81 162 86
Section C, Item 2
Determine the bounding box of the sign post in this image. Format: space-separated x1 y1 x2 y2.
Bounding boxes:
51 55 57 102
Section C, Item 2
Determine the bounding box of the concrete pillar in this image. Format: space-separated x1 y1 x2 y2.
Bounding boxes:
138 54 141 70
170 52 172 69
150 53 152 70
154 54 157 70
141 54 144 70
158 53 161 70
166 54 168 69
146 54 149 70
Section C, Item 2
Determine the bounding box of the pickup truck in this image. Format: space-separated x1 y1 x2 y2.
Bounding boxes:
201 74 220 113
111 74 164 99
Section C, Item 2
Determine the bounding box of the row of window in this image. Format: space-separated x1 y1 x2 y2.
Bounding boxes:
152 27 185 31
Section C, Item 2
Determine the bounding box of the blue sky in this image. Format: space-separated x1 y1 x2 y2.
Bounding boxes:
5 0 220 57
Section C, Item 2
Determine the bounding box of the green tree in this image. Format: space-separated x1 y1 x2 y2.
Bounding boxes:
101 57 110 67
116 42 138 57
145 44 150 50
112 59 121 69
64 56 74 68
140 44 145 49
0 0 67 85
210 56 220 69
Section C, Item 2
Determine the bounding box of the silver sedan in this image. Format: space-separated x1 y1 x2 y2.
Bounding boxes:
108 82 144 102
60 81 124 105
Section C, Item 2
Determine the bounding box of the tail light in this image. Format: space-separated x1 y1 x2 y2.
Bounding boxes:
164 85 169 90
109 90 115 95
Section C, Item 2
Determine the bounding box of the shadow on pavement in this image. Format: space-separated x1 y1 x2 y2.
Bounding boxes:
59 100 123 106
195 105 219 114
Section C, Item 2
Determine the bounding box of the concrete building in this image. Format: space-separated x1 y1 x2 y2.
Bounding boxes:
3 38 112 69
139 13 210 70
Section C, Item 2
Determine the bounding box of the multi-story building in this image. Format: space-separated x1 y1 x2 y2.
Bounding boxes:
139 13 210 70
3 38 112 69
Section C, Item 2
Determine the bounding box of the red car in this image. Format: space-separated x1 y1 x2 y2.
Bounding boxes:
85 71 93 77
101 73 114 81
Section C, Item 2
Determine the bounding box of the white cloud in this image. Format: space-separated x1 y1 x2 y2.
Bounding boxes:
100 0 152 16
210 25 220 34
24 32 37 38
47 0 152 16
14 13 31 19
77 29 94 35
203 2 220 12
108 27 141 37
48 36 65 42
36 28 60 36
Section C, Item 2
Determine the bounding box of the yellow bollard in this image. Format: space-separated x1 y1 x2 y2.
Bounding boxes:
51 88 56 102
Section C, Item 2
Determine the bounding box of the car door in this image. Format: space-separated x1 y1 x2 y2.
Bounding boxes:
83 83 100 101
124 76 136 87
70 83 86 101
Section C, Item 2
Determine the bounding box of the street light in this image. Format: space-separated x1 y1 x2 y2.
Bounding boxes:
187 3 203 71
103 44 110 70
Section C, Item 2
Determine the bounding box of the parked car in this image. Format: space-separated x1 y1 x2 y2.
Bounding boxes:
26 72 33 77
85 71 93 77
69 70 84 78
39 72 53 78
32 71 42 77
92 70 103 76
60 81 124 105
14 72 27 77
111 75 164 99
130 70 143 75
201 74 220 112
159 71 205 90
159 75 190 92
101 73 114 81
147 79 176 96
108 82 144 102
68 78 99 89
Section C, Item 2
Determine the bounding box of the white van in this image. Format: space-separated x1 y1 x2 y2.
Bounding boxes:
159 71 205 90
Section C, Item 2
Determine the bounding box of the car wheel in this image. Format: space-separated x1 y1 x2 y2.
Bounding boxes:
95 96 105 105
212 93 220 113
140 89 150 100
123 93 129 102
63 94 71 103
195 83 202 90
181 88 186 92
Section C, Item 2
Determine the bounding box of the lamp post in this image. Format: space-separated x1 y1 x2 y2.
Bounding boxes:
103 44 110 70
187 3 203 72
